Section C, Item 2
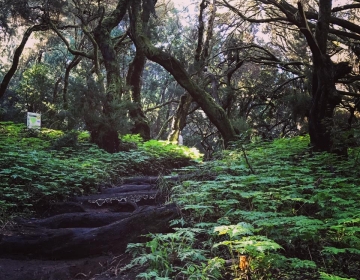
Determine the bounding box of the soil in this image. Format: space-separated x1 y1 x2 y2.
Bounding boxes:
0 253 142 280
0 175 183 280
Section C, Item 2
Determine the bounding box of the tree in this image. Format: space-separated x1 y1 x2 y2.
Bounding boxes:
48 0 152 150
222 0 360 153
2 0 360 154
168 0 216 142
130 0 238 146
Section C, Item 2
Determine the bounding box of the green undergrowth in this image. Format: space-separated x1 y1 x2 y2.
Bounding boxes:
126 136 360 279
0 122 201 218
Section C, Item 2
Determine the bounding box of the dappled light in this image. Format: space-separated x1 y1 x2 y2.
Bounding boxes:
1 0 360 279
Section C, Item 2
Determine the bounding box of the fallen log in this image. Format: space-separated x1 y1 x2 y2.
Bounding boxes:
0 204 179 259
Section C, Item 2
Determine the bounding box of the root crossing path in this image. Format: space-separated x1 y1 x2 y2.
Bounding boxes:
0 175 183 280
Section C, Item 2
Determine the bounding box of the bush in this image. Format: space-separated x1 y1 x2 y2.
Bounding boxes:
51 130 79 150
0 122 201 218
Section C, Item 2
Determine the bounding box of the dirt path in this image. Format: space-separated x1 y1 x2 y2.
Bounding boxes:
0 176 182 280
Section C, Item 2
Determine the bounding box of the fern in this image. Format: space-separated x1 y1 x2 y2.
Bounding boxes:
127 135 360 279
319 272 356 280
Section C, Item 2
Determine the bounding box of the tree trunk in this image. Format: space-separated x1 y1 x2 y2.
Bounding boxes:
130 0 237 146
126 48 151 140
308 0 334 152
63 56 82 111
89 0 131 153
0 24 49 99
168 93 192 142
309 59 337 152
296 1 351 154
89 124 120 153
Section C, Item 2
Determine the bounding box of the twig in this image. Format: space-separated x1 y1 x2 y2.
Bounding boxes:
241 145 255 174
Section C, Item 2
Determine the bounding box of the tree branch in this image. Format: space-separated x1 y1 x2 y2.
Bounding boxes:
50 22 94 59
337 90 360 98
130 0 237 144
221 0 288 23
144 100 179 113
0 24 49 99
297 1 323 63
331 4 360 13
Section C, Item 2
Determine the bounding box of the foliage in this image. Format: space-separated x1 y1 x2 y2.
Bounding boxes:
16 63 55 115
0 122 201 219
128 135 360 279
50 130 79 150
141 140 202 162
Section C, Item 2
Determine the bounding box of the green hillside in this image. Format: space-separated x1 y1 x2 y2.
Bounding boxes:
126 136 360 280
0 122 201 218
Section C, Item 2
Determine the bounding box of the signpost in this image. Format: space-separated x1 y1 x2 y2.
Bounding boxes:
27 112 41 129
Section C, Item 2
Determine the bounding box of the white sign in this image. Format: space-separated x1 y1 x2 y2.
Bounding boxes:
27 112 41 129
178 134 183 146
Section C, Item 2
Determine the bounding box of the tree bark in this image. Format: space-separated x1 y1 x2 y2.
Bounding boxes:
0 24 48 99
297 1 352 154
130 0 237 146
0 204 179 259
126 48 151 140
168 93 192 142
89 0 131 153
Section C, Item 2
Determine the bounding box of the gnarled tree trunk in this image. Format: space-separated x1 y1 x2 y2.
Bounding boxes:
130 0 237 146
296 1 351 154
168 93 192 142
126 48 151 140
89 0 132 153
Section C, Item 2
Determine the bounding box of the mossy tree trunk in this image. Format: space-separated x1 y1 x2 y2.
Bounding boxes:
168 0 216 143
130 0 237 146
168 93 192 142
90 0 131 153
296 1 352 154
126 47 151 140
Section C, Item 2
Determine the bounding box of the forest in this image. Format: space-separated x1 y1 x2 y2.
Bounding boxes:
0 0 360 279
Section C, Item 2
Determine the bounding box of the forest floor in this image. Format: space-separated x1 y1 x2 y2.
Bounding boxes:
0 254 139 280
0 175 182 280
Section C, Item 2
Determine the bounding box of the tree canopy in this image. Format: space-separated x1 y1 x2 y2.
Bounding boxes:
1 0 360 154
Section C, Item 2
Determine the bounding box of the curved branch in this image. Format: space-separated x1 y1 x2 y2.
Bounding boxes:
221 0 288 23
0 24 49 99
328 28 360 41
155 115 173 140
144 100 179 113
272 75 306 93
297 2 322 63
82 26 101 75
63 56 82 110
304 10 360 36
337 90 360 98
130 0 237 144
50 22 94 59
113 28 131 52
332 4 360 13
